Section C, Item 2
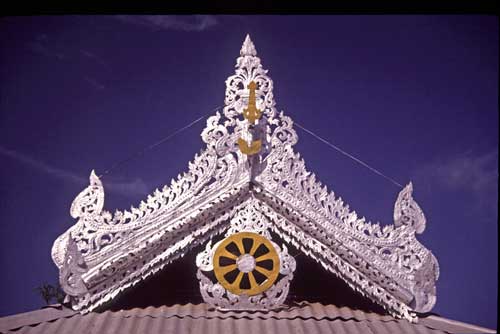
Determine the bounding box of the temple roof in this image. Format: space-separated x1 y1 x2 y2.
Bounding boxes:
51 34 439 321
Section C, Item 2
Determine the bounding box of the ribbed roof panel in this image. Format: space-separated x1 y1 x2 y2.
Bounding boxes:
1 302 495 334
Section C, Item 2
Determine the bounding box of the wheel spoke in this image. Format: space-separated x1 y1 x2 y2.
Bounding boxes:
255 266 273 278
219 264 237 275
249 239 261 255
248 271 259 289
255 252 274 262
234 236 245 255
231 271 244 288
219 249 237 260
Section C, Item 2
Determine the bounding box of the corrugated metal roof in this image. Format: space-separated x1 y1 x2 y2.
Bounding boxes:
0 302 495 334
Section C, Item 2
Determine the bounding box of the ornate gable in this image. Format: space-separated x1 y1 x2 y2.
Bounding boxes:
51 35 439 322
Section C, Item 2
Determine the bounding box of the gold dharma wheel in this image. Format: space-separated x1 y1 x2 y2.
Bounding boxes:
213 232 280 296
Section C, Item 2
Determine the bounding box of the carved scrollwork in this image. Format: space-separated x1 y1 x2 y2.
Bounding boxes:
409 252 439 313
59 235 90 308
199 35 296 168
52 35 438 321
225 198 272 238
198 267 293 310
195 240 215 272
394 182 426 234
196 198 296 309
196 201 296 310
70 170 104 219
270 112 298 148
201 112 239 156
279 244 296 276
255 141 438 317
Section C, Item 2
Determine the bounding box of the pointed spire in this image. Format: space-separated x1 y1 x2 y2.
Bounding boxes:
89 169 101 185
240 34 257 56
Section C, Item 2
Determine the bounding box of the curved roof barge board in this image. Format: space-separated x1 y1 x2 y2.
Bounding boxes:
52 153 253 312
51 34 439 321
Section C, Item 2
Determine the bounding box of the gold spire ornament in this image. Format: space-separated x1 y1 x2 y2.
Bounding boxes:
213 232 280 296
237 138 262 156
238 81 263 156
242 81 262 124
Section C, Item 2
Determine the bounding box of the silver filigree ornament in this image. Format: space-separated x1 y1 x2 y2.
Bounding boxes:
196 198 296 310
51 35 439 322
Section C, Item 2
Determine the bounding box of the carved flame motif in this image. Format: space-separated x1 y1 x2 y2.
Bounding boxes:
394 182 426 234
70 170 104 219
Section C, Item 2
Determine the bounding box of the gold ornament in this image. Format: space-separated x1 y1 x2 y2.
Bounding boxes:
238 81 263 156
213 232 280 296
237 138 262 156
242 81 262 124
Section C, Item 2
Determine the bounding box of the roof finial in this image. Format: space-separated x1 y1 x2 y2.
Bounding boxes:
240 34 257 56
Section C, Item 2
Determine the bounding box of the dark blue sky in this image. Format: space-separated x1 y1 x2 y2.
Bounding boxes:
0 15 497 329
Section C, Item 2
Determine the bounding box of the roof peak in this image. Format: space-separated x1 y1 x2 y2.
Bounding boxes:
52 36 438 322
240 34 257 56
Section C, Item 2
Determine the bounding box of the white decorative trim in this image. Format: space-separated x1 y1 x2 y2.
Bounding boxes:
51 35 439 321
196 198 296 310
225 197 272 239
394 182 427 234
255 143 439 315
